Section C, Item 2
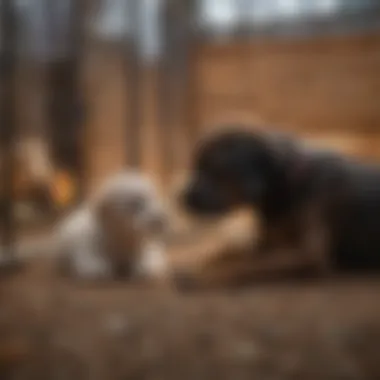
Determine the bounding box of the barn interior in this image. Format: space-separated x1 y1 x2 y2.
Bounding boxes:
1 0 380 379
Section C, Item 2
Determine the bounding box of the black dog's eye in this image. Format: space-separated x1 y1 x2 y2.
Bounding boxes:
198 155 229 180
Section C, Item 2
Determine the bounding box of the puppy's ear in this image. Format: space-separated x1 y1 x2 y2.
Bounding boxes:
92 194 116 226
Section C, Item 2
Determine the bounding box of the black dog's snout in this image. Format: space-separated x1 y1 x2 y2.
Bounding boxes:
182 179 229 216
182 186 202 210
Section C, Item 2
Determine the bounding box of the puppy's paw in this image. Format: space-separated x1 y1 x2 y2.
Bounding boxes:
76 265 111 281
172 270 201 292
71 256 112 281
135 241 169 280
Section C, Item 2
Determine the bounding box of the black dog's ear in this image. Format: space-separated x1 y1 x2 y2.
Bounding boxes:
241 177 265 203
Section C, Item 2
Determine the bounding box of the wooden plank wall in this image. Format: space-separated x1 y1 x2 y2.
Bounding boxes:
15 33 380 193
196 33 380 161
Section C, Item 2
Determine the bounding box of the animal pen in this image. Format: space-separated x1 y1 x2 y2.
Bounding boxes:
1 0 380 379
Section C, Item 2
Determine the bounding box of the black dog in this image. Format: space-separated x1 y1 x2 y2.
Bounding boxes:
182 125 380 282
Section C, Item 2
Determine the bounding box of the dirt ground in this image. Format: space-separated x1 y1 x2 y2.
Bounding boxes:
0 254 380 380
1 165 380 379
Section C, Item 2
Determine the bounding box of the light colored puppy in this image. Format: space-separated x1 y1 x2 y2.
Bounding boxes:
55 171 169 282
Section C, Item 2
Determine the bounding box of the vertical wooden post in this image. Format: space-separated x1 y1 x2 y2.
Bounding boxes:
157 0 175 180
45 0 86 203
125 0 142 168
0 0 18 262
157 0 199 179
177 0 199 168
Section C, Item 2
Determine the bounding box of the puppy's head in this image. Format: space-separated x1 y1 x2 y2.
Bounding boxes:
92 171 168 238
183 125 298 216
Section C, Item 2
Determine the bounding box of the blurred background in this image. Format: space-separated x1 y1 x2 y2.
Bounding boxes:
1 3 380 378
1 0 380 250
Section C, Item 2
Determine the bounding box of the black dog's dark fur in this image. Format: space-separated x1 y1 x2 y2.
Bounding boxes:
183 125 380 279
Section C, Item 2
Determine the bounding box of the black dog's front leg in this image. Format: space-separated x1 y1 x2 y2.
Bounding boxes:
253 205 332 279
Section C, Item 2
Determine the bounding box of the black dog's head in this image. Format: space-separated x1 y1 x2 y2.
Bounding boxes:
182 125 298 217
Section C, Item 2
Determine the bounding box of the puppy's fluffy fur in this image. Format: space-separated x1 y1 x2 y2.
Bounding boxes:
55 171 169 281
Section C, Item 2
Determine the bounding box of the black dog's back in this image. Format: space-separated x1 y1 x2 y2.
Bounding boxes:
272 148 380 273
328 159 380 272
